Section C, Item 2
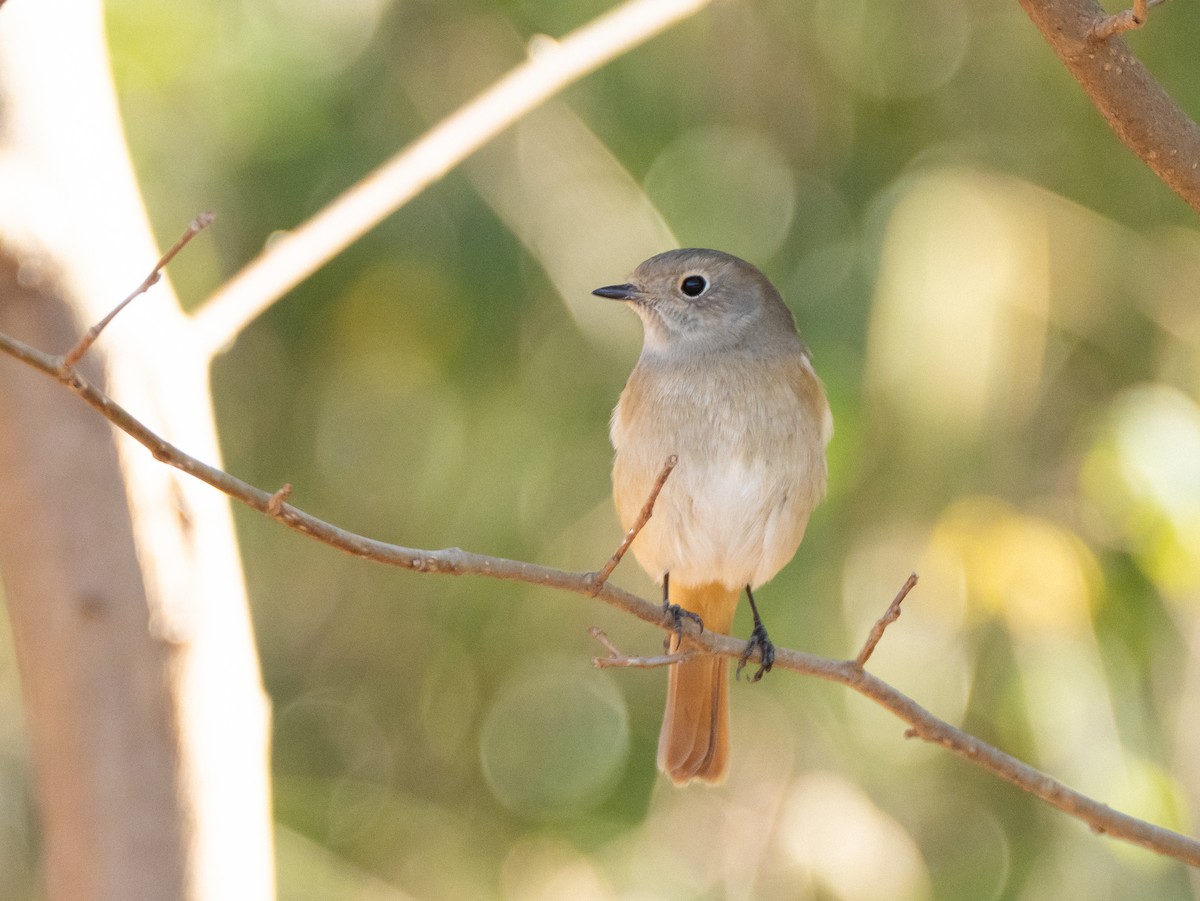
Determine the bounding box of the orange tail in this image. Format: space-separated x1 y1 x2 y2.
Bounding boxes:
657 582 740 786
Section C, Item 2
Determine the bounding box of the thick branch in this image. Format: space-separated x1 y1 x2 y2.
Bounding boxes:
188 0 714 357
1018 0 1200 215
1 327 1197 868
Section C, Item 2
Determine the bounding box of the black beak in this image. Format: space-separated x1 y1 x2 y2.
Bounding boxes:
592 283 639 301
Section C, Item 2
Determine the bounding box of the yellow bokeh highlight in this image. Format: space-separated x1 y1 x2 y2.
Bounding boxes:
929 496 1098 637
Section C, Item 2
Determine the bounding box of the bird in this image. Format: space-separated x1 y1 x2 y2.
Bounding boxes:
593 248 832 785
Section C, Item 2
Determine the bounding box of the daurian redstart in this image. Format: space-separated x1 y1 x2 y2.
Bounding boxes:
595 248 832 785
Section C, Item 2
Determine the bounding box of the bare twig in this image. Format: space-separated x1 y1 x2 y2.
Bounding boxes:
1018 0 1200 215
188 0 716 358
266 483 292 516
855 573 919 668
589 627 695 668
2 328 1198 866
1088 0 1167 40
61 213 214 368
589 454 676 590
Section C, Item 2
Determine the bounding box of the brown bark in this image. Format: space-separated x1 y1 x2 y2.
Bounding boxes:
0 253 188 898
0 1 273 897
1018 0 1200 215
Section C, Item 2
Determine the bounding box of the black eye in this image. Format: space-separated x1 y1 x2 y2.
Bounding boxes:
680 275 707 297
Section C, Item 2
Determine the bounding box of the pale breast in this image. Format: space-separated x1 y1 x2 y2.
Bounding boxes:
611 351 829 589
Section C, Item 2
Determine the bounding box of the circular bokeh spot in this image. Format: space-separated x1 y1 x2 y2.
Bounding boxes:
644 126 797 262
479 659 629 819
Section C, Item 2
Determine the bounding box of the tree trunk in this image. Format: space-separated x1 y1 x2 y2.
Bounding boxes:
0 1 274 898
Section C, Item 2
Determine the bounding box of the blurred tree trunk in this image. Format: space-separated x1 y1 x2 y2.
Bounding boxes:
0 2 273 899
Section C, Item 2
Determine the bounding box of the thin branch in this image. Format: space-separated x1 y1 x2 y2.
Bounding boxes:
1018 0 1200 215
854 572 919 668
62 213 213 367
590 454 676 590
2 328 1198 867
589 627 695 668
188 0 715 358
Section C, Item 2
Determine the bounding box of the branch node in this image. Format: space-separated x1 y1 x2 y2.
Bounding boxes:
266 483 293 516
854 572 919 668
1088 0 1165 41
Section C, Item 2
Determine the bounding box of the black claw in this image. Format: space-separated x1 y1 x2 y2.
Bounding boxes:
736 622 775 682
737 584 774 682
660 572 703 649
665 603 704 633
661 602 704 650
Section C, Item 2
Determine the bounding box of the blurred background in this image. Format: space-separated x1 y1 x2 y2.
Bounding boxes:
5 0 1200 897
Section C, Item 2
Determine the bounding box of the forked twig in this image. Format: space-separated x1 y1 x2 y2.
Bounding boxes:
589 454 677 590
589 627 695 669
854 573 919 668
62 213 214 368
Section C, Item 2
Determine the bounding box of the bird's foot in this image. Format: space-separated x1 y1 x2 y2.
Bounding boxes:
661 601 704 650
736 621 775 683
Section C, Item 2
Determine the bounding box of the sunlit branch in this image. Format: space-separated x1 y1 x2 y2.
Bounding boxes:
2 325 1198 868
188 0 715 359
1018 0 1200 215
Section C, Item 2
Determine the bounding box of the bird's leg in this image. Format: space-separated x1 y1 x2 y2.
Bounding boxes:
660 572 704 650
737 585 775 682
